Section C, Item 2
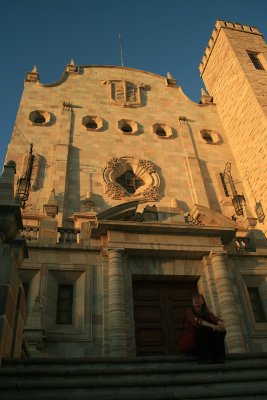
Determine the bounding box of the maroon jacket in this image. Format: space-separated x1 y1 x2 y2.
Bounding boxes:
185 308 222 330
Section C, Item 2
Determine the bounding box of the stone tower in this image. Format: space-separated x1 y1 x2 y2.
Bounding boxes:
200 20 267 235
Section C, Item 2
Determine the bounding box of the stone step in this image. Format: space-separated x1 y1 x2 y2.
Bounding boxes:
2 353 267 369
1 365 267 384
1 380 267 400
1 354 267 400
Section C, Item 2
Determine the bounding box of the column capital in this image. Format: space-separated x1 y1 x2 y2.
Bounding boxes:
209 251 226 260
108 248 125 255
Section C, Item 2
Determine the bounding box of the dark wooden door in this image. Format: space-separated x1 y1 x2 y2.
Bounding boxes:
133 279 197 356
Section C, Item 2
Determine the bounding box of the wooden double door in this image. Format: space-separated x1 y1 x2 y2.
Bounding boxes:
133 279 197 356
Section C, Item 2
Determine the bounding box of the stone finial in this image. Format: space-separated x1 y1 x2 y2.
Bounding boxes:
200 87 213 104
25 65 40 82
43 189 58 218
32 64 38 73
66 57 78 73
165 72 177 87
201 88 208 96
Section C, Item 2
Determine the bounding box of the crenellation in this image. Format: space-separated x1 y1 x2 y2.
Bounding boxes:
200 20 263 77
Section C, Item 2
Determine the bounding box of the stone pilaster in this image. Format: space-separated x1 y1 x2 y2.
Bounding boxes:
179 118 210 208
209 252 246 353
108 249 127 356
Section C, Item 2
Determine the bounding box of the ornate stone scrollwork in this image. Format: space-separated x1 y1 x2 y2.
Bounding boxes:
184 213 205 226
137 160 155 174
102 156 161 201
106 158 123 171
142 186 160 201
105 182 126 199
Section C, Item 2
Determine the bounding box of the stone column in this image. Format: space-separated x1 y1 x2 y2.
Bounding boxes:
108 249 127 356
209 252 246 353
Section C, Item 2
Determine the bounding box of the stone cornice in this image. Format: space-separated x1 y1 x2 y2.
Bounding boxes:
90 219 236 243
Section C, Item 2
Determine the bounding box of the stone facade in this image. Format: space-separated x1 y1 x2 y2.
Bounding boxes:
2 20 267 358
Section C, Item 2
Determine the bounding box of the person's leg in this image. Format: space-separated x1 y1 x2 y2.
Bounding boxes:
211 331 226 362
196 327 212 361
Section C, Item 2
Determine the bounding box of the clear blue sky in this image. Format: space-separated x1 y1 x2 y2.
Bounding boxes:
1 0 267 170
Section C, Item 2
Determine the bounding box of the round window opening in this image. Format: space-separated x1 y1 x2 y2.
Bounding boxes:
121 123 133 133
156 127 167 137
86 121 98 129
203 133 213 143
200 129 220 145
34 115 46 124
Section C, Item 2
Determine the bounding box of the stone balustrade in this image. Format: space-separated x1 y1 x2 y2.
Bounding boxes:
21 226 39 242
57 227 80 244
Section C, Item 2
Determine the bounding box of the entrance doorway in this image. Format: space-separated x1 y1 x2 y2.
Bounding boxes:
132 278 197 356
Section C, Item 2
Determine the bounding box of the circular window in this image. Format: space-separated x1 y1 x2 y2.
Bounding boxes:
86 120 98 129
200 129 221 144
118 119 138 135
121 123 133 133
202 132 213 143
152 123 173 139
82 115 103 131
34 115 45 124
156 127 167 137
29 110 51 126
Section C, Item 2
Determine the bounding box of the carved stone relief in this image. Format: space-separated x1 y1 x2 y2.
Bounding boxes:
102 156 161 201
103 80 145 107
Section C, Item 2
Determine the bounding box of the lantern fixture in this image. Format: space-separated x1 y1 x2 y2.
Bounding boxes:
223 162 245 217
255 202 265 223
15 144 34 208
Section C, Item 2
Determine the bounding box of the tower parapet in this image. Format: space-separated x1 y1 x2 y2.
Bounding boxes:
199 20 262 76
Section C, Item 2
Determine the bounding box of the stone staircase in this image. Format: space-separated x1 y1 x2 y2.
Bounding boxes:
1 354 267 400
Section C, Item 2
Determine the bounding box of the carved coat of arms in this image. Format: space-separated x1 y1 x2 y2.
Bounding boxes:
105 80 144 107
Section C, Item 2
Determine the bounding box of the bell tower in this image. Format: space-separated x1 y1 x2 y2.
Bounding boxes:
200 20 267 235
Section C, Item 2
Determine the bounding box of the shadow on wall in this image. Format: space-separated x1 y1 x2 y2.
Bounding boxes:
199 159 221 212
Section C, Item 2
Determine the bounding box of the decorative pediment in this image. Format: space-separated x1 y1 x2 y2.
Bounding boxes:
190 204 236 228
97 200 140 221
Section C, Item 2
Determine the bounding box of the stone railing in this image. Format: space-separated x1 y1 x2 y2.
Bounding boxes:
21 226 39 242
57 228 80 244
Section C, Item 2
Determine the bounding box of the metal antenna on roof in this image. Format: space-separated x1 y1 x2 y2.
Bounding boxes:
119 33 124 67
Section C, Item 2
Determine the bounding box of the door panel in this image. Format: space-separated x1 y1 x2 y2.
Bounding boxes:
133 279 197 355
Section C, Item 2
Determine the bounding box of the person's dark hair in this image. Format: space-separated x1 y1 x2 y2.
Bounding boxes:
192 293 210 317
